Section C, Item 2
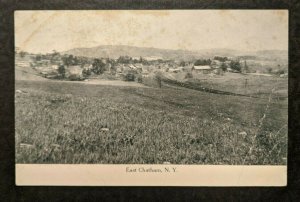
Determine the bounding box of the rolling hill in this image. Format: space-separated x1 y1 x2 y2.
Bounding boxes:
62 45 288 62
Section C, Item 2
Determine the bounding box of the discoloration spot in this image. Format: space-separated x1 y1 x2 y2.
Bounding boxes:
273 10 288 23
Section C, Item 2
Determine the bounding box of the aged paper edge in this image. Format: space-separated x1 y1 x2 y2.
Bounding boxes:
16 164 287 186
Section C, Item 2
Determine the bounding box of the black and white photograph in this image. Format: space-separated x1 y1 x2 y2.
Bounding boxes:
14 10 288 186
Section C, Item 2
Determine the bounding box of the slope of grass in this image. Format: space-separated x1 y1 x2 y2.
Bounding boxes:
15 80 287 164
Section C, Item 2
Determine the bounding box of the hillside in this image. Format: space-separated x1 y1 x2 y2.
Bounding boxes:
62 45 245 60
62 45 288 62
63 45 200 60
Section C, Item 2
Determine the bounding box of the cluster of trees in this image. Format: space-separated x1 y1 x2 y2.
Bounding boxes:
62 54 81 66
194 59 212 66
230 60 242 72
91 59 106 74
193 57 243 73
213 56 228 62
19 51 27 58
116 56 145 64
117 56 149 64
116 56 171 66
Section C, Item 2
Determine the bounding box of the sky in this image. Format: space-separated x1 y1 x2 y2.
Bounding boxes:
15 10 288 54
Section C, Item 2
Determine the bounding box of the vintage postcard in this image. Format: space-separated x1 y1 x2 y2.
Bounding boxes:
15 10 288 186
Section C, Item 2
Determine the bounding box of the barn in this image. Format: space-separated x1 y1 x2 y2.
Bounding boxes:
192 65 212 74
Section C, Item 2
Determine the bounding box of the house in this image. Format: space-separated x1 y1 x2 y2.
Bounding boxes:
144 56 163 61
83 64 93 70
15 60 30 68
51 65 59 70
134 63 143 72
66 65 83 80
128 64 137 70
142 70 150 77
168 68 181 73
192 65 212 74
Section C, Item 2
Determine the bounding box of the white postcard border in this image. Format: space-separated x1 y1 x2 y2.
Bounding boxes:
16 164 287 186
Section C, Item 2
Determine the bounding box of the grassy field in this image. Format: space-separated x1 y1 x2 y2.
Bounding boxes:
15 76 287 165
170 72 288 99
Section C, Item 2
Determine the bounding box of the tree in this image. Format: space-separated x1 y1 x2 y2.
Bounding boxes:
58 65 65 78
194 59 211 66
62 55 73 66
35 54 42 61
124 72 135 81
243 60 249 73
180 61 186 66
155 72 163 88
50 50 60 64
267 67 273 74
213 56 228 62
62 54 79 66
230 60 241 72
139 56 144 63
220 62 227 71
82 68 91 77
185 72 193 79
19 51 26 58
117 56 131 64
91 59 106 74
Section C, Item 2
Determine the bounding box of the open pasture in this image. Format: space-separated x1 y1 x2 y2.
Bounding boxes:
15 78 287 164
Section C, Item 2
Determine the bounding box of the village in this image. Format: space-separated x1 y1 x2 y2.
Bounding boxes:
15 48 288 86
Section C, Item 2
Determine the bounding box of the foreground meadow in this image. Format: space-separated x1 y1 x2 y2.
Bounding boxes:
15 78 287 165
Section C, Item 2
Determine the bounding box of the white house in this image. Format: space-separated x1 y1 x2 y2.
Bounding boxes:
66 65 83 79
168 68 181 73
192 65 212 74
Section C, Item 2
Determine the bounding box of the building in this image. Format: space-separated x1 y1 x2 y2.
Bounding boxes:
192 65 212 74
144 56 163 61
168 68 181 73
66 65 83 79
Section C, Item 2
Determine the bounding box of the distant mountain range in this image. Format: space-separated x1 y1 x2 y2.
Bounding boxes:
62 45 288 61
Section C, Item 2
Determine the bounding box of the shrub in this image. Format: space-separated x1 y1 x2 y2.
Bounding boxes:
92 59 106 75
185 72 193 79
155 72 163 88
220 62 227 71
58 65 66 78
124 73 135 81
68 74 83 81
230 60 242 72
137 75 143 83
82 68 91 77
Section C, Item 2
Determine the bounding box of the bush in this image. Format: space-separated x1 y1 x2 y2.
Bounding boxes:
194 59 211 66
137 75 143 83
230 60 242 72
124 73 135 81
58 65 66 78
92 59 106 74
82 68 91 77
68 74 83 81
155 72 163 88
185 72 193 79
